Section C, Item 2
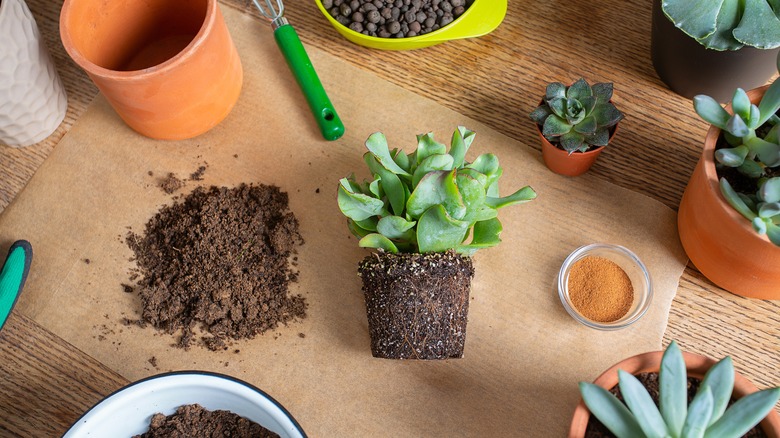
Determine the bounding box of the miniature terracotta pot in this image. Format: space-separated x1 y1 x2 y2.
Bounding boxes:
677 86 780 299
537 124 617 177
59 0 243 140
568 349 780 437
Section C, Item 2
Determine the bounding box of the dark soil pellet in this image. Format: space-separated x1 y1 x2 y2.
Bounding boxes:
133 404 280 438
190 165 207 181
122 284 134 293
126 183 306 350
326 0 474 38
159 173 184 194
585 372 768 438
358 250 473 359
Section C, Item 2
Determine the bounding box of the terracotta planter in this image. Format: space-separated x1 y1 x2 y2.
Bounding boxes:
569 349 780 437
677 86 780 299
537 124 617 177
60 0 243 140
651 0 780 103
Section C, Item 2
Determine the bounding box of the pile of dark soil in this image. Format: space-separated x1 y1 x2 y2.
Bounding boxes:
585 372 767 437
133 404 279 438
126 183 306 350
358 250 473 359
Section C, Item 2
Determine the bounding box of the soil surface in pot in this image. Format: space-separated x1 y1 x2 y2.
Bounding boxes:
133 403 280 438
358 250 473 359
585 372 767 437
126 183 306 351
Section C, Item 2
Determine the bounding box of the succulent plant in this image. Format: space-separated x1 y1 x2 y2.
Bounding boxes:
580 341 780 438
337 126 537 255
529 78 625 154
661 0 780 50
693 73 780 245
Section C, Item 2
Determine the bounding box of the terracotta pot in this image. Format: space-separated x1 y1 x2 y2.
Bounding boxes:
677 86 780 299
651 0 780 103
60 0 243 140
569 349 780 437
537 124 617 177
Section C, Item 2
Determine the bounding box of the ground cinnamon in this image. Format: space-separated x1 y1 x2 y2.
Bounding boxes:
568 256 633 323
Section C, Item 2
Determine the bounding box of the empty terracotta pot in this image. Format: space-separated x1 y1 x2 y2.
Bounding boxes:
677 86 780 299
60 0 242 140
568 349 780 437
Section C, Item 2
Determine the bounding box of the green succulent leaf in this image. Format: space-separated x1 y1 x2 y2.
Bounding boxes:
457 173 497 223
618 370 670 438
746 137 780 167
468 154 501 178
592 102 624 128
592 82 614 102
458 168 489 187
696 0 742 50
347 218 373 238
681 386 713 438
660 341 687 436
413 154 455 187
485 186 538 209
369 177 383 198
365 132 411 176
699 356 735 425
416 132 448 165
338 179 386 221
731 88 752 122
579 382 645 438
714 145 749 167
566 98 587 125
416 204 470 253
407 170 466 220
694 95 731 129
754 216 769 234
767 223 780 245
758 77 780 126
391 148 411 173
548 97 567 119
456 218 503 255
747 105 762 129
726 114 751 138
379 168 406 216
354 217 378 232
737 159 765 178
529 105 553 125
759 202 780 218
543 115 572 138
732 0 780 49
574 116 598 135
661 0 720 40
720 177 758 220
560 131 586 153
705 388 780 438
759 178 780 203
586 128 611 147
580 95 598 115
377 216 416 240
545 82 566 100
566 78 592 100
359 233 399 253
450 126 475 168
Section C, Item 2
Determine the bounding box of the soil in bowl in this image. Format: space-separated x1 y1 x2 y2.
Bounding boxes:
323 0 474 38
133 403 280 438
585 372 768 438
568 256 633 323
126 183 306 350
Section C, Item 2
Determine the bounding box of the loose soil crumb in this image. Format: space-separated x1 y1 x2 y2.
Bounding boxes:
133 404 279 438
122 284 134 293
126 183 306 350
190 165 207 181
148 356 158 368
84 258 91 264
159 173 185 194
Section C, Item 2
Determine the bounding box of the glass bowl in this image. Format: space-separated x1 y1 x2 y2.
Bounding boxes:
314 0 507 50
557 243 652 330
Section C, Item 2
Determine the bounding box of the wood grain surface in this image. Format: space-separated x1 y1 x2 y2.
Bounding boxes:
1 0 778 434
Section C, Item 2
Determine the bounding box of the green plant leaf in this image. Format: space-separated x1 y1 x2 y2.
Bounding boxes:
696 0 742 50
545 82 566 100
548 97 567 120
759 178 780 202
586 128 611 147
733 0 780 49
391 148 411 173
359 233 399 253
661 0 721 39
485 186 538 209
377 216 416 240
416 132 448 165
458 168 488 187
714 145 749 167
579 382 645 438
580 95 598 115
365 132 411 176
592 102 624 127
566 98 587 124
468 154 501 178
592 82 614 102
720 177 758 220
737 159 764 178
347 218 374 238
450 126 475 168
759 202 780 218
726 114 750 137
699 356 735 426
680 386 713 438
456 173 496 223
416 204 470 253
369 177 383 198
567 78 592 100
660 341 687 436
574 116 598 135
380 168 407 216
407 170 466 220
338 180 386 221
694 95 731 129
758 76 780 126
413 154 455 187
456 218 503 255
705 388 780 438
560 131 586 153
355 217 378 232
766 223 780 245
754 216 769 234
542 114 572 138
529 105 552 125
618 370 670 437
732 88 752 122
747 105 762 129
746 137 780 167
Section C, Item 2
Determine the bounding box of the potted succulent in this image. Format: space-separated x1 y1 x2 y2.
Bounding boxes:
677 59 780 299
336 126 537 359
651 0 780 101
570 341 780 437
529 78 625 177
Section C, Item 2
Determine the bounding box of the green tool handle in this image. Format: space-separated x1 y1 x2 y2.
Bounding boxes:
274 24 345 141
0 240 32 331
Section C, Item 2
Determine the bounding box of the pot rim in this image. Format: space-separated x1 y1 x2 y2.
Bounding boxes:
59 0 218 80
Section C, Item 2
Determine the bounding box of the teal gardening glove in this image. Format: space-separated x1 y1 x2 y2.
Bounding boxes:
0 240 32 330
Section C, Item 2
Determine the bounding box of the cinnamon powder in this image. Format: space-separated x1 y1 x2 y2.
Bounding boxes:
568 256 633 323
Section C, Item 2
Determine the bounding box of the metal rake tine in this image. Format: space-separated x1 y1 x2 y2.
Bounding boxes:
251 0 284 21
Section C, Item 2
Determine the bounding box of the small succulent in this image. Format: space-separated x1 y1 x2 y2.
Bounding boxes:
337 126 537 255
693 73 780 245
661 0 780 50
529 78 625 154
580 341 780 438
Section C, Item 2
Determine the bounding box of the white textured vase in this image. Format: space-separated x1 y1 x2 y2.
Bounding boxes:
0 0 67 147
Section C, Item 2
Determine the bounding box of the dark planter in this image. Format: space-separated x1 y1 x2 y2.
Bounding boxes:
358 251 474 360
651 0 780 102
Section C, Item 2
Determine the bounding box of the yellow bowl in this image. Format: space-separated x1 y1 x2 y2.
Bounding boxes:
314 0 507 50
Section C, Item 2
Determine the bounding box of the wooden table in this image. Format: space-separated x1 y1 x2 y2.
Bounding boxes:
1 0 778 435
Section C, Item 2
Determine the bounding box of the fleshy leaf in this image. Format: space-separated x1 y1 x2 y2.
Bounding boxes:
529 105 552 125
413 154 455 187
733 0 780 49
706 388 780 437
586 128 611 147
359 233 399 253
680 386 713 438
759 178 780 203
694 95 731 129
337 180 386 221
365 132 411 176
415 132 448 165
391 148 411 173
714 145 749 167
720 178 758 220
560 131 586 153
574 115 597 135
758 77 780 126
485 186 538 209
618 370 670 437
767 223 780 245
759 202 780 218
406 170 465 220
592 102 624 127
592 82 614 102
731 88 752 122
416 205 469 253
747 137 780 167
545 82 566 100
566 78 592 100
457 173 497 223
347 219 373 238
565 98 587 125
543 115 572 138
660 341 687 436
661 0 721 39
579 382 645 437
725 114 750 137
449 126 475 168
456 218 503 255
548 97 567 119
696 0 742 50
377 216 416 240
698 356 734 425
